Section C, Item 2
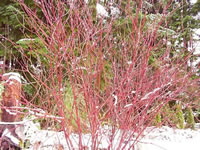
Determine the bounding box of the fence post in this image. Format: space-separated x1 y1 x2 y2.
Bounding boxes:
1 72 21 122
0 72 22 149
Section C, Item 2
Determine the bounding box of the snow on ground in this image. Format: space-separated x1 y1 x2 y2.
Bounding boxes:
137 125 200 150
23 120 200 150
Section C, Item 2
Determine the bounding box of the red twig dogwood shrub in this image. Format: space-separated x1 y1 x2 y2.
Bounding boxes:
11 0 199 149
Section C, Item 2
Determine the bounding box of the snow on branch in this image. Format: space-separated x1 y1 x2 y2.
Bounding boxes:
141 82 172 101
141 87 161 100
3 106 64 121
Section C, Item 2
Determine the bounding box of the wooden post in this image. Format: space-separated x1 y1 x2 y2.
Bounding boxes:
1 72 21 122
0 72 22 149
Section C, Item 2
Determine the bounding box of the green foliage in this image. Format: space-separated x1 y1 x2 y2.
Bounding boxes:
0 0 36 72
156 113 162 123
0 82 4 119
15 38 49 67
23 83 35 100
96 60 113 92
153 112 162 127
0 0 25 41
176 104 185 129
63 83 88 133
0 82 4 100
88 0 97 20
112 11 146 39
185 107 195 129
158 101 198 130
191 0 200 15
168 0 200 49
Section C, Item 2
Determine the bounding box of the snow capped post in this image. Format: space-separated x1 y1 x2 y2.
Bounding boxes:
0 72 23 149
1 72 22 122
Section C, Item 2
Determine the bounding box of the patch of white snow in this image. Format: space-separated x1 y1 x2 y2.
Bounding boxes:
96 3 109 18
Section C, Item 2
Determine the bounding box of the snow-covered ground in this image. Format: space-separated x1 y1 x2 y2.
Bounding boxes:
22 120 200 150
137 125 200 150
